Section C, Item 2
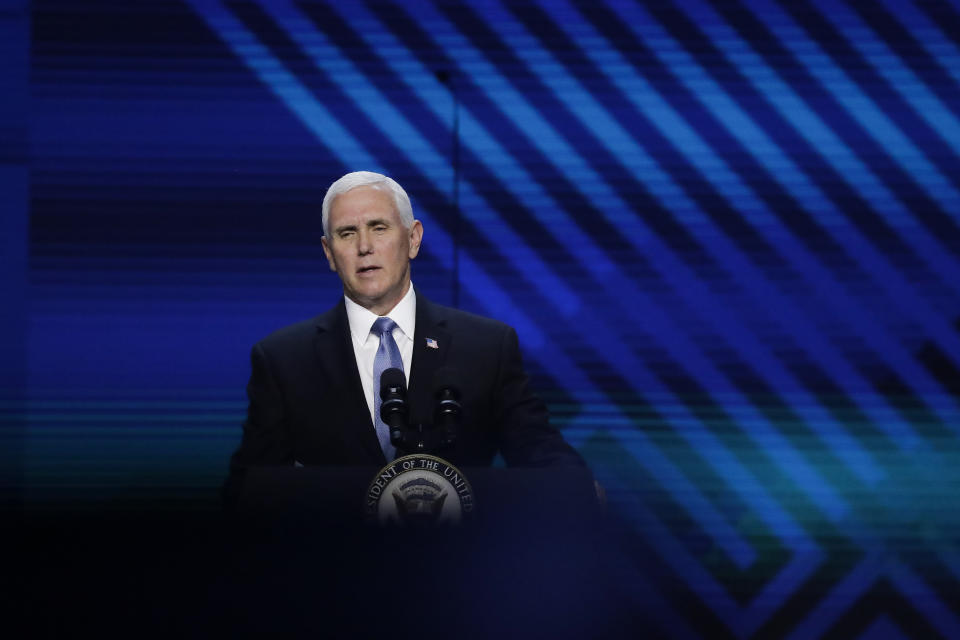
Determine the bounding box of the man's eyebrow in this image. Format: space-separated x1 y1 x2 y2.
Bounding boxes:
333 224 358 234
365 218 391 227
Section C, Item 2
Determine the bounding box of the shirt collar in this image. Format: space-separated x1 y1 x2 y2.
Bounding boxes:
344 284 417 348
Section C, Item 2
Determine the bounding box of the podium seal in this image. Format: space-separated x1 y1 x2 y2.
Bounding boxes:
365 454 474 526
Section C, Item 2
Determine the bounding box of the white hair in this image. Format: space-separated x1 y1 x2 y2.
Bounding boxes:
321 171 414 237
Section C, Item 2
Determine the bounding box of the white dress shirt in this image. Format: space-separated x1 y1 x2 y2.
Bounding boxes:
343 284 417 427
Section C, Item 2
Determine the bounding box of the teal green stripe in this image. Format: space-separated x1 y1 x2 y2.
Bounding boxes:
3 413 244 422
0 401 243 409
23 427 235 436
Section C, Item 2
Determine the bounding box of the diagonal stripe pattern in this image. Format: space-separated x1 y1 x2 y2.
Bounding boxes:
22 0 960 636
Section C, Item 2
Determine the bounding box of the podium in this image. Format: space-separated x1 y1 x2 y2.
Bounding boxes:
236 464 600 528
226 465 616 637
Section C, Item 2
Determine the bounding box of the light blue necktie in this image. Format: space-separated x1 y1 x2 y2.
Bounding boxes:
372 317 403 460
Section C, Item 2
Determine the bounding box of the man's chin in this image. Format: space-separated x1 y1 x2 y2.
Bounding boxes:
346 288 386 311
347 284 407 315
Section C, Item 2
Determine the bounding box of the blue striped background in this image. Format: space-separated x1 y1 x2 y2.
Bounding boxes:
5 0 960 636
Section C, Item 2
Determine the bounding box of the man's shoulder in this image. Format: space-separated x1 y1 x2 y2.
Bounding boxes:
254 304 341 352
423 299 512 335
425 301 509 330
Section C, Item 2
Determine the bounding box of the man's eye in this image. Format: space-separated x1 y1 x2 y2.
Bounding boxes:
339 231 355 239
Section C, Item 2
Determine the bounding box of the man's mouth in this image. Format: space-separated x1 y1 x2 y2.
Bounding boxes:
357 266 380 274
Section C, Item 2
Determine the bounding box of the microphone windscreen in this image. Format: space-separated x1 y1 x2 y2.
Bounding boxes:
380 367 406 393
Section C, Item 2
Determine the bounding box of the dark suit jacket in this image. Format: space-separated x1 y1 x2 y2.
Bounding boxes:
225 293 585 499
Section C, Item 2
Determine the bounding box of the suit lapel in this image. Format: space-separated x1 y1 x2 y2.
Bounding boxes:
313 301 385 463
408 297 451 427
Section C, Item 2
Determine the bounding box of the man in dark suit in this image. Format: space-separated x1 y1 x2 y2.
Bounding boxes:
225 171 585 498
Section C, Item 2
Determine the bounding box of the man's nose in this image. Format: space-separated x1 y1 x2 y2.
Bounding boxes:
357 230 373 255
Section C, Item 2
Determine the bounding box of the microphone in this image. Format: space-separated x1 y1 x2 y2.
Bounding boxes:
379 368 408 449
432 366 462 450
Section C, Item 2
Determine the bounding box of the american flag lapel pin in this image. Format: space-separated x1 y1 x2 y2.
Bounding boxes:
425 337 439 349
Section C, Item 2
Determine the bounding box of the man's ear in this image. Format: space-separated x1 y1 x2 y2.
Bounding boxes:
321 236 337 272
408 220 423 259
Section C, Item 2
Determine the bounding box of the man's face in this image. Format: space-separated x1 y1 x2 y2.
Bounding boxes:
321 186 423 316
